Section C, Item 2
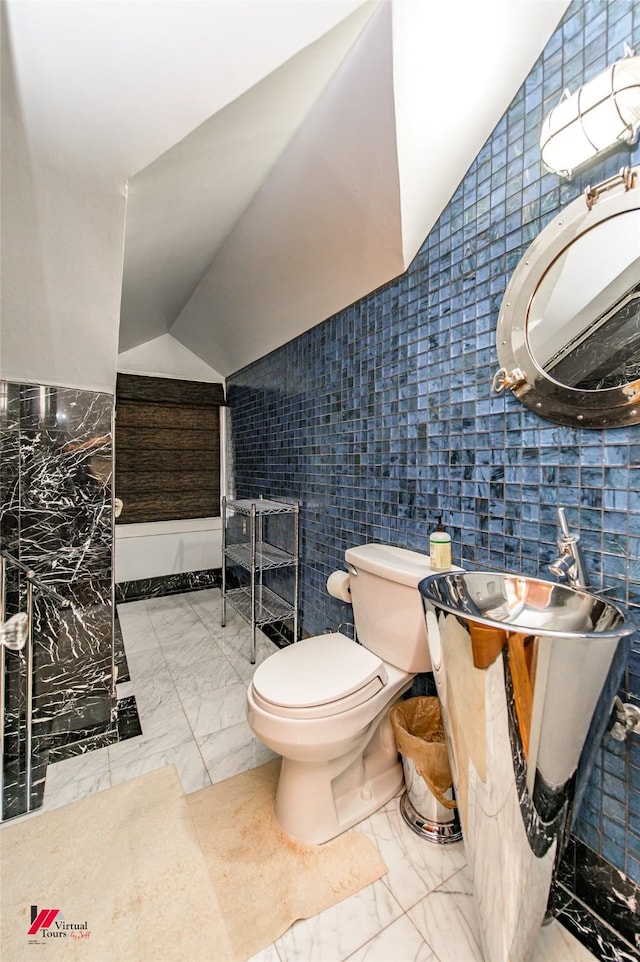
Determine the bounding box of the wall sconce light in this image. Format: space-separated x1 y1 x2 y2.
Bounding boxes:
540 45 640 178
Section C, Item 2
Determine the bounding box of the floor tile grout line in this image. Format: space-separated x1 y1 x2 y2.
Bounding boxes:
164 638 218 790
109 610 192 783
116 591 268 792
339 908 443 962
184 589 273 686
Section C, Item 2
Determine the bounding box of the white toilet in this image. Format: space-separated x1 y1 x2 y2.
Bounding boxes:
246 542 434 845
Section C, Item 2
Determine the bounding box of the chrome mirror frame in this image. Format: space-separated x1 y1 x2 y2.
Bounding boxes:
495 166 640 428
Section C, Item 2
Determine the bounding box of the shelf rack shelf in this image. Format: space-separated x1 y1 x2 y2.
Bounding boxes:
221 497 299 663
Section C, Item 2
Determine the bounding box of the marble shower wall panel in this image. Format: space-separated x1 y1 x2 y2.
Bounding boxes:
0 381 115 758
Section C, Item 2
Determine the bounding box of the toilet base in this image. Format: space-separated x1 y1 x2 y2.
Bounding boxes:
273 710 404 845
275 757 405 846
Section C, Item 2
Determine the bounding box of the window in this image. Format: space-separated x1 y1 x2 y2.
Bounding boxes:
115 374 224 524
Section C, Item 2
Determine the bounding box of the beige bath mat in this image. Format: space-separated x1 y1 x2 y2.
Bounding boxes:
1 761 387 962
0 766 233 962
187 759 388 961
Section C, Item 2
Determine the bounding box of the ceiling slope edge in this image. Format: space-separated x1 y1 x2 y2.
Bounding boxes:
170 2 403 377
117 333 224 384
118 1 381 353
4 0 375 182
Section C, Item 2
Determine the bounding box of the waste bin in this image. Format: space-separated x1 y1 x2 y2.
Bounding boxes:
389 696 462 844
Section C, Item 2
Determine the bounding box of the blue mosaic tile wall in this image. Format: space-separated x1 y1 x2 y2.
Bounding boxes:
227 0 640 885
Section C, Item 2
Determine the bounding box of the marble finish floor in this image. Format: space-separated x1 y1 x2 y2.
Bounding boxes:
37 589 595 962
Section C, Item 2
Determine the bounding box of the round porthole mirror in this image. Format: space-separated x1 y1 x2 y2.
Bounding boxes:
494 166 640 428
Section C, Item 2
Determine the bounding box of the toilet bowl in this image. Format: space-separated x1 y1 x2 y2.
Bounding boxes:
246 543 435 845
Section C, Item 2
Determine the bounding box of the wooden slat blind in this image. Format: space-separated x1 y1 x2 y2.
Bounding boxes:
115 375 224 524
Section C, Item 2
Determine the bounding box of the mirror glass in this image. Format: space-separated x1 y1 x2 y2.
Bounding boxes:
527 211 640 391
496 165 640 428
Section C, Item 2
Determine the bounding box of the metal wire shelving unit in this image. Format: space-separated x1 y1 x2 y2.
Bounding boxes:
221 497 299 664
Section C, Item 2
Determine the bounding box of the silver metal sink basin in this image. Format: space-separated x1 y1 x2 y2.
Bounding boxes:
419 569 635 640
418 569 636 962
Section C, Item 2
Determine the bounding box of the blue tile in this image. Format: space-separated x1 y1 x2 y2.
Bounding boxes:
602 837 626 869
227 0 640 890
603 793 626 824
602 747 627 780
627 855 640 887
575 819 602 853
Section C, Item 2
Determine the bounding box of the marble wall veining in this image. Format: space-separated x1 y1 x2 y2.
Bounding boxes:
226 0 640 944
0 381 116 816
115 568 221 603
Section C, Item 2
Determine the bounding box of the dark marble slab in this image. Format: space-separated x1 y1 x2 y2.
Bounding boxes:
261 619 297 650
116 568 221 603
45 695 142 766
115 695 143 741
0 695 143 821
1 381 116 820
1 749 48 821
553 885 640 962
557 836 640 955
113 614 130 684
44 729 117 764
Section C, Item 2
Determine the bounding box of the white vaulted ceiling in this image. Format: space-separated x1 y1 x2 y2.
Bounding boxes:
4 0 569 382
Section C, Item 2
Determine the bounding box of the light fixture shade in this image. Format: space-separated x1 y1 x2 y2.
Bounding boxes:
540 53 640 177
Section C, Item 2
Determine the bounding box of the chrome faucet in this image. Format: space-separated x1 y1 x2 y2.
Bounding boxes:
548 507 588 590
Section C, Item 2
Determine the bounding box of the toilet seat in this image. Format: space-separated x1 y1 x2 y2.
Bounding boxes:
252 632 388 719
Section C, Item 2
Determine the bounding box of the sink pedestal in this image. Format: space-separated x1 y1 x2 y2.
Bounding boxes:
419 571 633 962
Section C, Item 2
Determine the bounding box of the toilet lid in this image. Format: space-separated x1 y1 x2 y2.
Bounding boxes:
252 633 387 716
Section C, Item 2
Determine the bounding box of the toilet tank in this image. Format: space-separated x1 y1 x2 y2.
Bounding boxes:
344 543 434 672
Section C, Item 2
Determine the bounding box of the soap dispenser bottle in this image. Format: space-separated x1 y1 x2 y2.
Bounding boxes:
430 517 451 570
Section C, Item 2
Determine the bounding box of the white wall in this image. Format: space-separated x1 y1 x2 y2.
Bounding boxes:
117 332 224 383
115 518 222 583
1 13 125 394
3 0 568 388
119 2 377 355
391 0 569 265
3 0 374 387
171 2 404 375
